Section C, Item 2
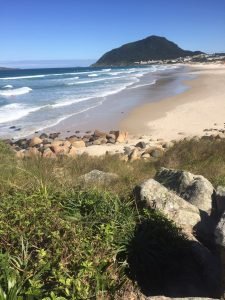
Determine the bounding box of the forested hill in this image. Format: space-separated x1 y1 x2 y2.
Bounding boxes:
93 35 203 66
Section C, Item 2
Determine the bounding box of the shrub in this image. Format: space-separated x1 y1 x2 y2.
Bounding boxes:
0 189 137 299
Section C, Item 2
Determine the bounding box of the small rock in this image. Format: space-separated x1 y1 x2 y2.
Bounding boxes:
141 153 150 159
15 138 28 148
107 138 116 144
106 133 116 140
93 129 106 138
135 141 146 149
162 141 174 149
9 126 16 129
71 140 86 148
128 148 140 162
80 170 119 185
39 133 48 139
50 145 69 155
149 148 164 158
124 146 132 155
29 137 43 147
92 139 101 145
49 132 60 139
110 130 128 143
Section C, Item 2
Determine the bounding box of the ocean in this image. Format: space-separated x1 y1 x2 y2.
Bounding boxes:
0 65 178 138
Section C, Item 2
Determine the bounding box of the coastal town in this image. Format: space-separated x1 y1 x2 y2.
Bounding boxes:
135 52 225 65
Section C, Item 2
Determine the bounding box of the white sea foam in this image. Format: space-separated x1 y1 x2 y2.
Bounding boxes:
0 75 46 80
129 80 157 89
53 78 138 108
52 96 93 108
66 76 128 85
3 85 13 89
88 74 98 77
0 103 43 123
0 87 32 97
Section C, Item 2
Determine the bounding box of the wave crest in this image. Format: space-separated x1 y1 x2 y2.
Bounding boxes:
0 87 32 97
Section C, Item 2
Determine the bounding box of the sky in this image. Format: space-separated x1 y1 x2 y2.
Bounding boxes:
0 0 225 67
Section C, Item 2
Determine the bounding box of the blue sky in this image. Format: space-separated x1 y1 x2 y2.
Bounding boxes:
0 0 225 67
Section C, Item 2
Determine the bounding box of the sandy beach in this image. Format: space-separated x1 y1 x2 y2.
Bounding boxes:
120 64 225 141
4 63 225 158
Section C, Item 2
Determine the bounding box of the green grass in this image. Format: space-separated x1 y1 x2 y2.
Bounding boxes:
1 138 225 298
159 138 225 187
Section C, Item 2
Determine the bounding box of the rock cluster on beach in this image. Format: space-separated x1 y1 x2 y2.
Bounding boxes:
4 129 172 160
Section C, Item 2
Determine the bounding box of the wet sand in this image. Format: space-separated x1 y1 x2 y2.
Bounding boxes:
120 64 225 141
45 65 192 137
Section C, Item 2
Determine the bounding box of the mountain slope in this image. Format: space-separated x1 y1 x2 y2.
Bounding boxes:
93 35 203 66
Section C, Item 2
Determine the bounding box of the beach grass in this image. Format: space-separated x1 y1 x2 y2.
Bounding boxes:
0 138 225 298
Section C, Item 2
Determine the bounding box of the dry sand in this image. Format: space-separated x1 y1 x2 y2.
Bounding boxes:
120 64 225 141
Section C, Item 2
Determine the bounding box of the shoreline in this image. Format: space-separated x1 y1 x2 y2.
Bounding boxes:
26 65 192 139
120 64 225 141
2 63 225 158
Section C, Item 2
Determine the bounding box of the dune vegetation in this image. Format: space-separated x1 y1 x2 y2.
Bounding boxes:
0 138 224 299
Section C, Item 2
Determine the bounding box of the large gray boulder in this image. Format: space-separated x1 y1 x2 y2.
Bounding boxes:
135 179 220 297
136 179 200 230
79 169 119 186
155 168 214 213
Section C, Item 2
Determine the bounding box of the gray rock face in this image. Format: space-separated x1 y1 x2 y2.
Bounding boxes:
136 179 201 230
79 170 119 186
155 168 214 213
215 186 225 216
215 212 225 247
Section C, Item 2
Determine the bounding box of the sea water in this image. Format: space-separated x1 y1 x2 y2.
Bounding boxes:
0 65 177 138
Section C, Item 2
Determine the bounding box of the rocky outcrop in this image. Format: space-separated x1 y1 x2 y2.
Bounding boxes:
155 168 214 213
135 177 221 297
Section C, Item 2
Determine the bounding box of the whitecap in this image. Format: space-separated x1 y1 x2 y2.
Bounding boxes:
129 80 156 89
2 85 13 89
53 78 138 108
0 87 32 97
0 75 46 80
0 103 43 123
88 74 98 77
